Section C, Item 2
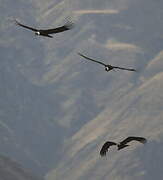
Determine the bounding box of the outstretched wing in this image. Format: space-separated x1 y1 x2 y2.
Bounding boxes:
120 136 147 145
113 66 136 71
40 21 74 34
100 141 117 157
15 20 37 32
78 53 106 66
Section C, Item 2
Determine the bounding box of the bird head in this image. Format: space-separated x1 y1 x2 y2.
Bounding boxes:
105 65 113 72
35 31 40 36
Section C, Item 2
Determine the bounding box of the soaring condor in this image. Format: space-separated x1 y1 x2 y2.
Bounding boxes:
78 53 136 72
15 19 73 38
100 136 147 157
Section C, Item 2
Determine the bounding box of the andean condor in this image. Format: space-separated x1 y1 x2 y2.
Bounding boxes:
100 136 147 157
78 53 136 72
15 19 74 38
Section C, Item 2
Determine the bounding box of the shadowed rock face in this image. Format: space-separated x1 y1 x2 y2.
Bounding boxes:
0 155 43 180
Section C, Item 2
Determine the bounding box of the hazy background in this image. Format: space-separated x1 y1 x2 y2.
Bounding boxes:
0 0 163 179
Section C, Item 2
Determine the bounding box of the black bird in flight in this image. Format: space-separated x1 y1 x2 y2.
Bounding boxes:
100 136 147 157
78 53 136 72
15 19 74 38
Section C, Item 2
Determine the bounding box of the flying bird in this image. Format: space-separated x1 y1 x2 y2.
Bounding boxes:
15 19 74 38
100 136 147 157
78 52 136 72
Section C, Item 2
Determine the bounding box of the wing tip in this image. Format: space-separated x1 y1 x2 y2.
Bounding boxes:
100 151 107 157
77 52 86 58
65 21 74 29
77 52 82 56
142 138 147 144
129 136 147 144
132 69 136 71
14 19 19 25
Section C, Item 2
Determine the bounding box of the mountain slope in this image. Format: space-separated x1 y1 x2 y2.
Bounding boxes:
46 54 163 180
0 155 43 180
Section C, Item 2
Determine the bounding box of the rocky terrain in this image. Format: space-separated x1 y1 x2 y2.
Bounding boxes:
0 155 43 180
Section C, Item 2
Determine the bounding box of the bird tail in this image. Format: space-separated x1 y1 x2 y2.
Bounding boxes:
12 18 19 26
42 34 53 38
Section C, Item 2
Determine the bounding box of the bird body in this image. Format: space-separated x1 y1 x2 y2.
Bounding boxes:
117 144 129 150
15 20 73 38
78 53 136 72
105 65 114 71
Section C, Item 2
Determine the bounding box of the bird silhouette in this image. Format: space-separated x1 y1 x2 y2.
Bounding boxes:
78 53 136 72
100 136 147 157
15 19 73 38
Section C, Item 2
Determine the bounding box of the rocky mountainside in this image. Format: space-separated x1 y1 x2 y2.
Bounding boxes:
0 0 163 179
0 0 68 175
0 155 43 180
